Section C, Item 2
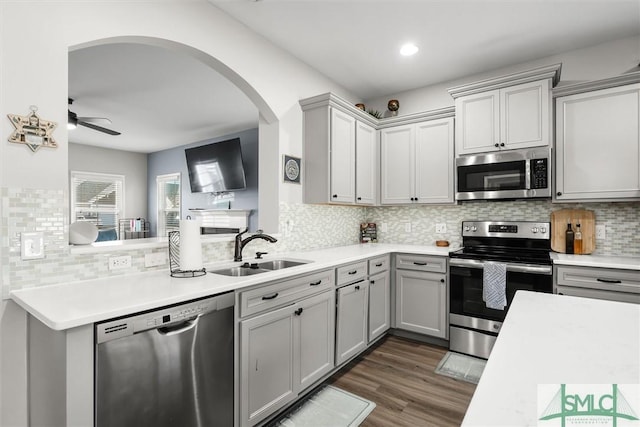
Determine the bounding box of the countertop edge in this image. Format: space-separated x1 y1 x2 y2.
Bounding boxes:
10 243 455 330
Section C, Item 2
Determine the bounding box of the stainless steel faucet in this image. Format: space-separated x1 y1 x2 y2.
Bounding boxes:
234 228 277 262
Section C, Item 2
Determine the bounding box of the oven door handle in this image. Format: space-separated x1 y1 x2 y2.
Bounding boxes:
449 258 552 275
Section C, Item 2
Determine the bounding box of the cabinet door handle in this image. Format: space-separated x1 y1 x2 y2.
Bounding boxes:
309 280 322 286
348 270 358 275
558 292 564 295
494 143 500 148
557 191 562 196
332 194 338 198
596 278 622 284
370 280 375 285
413 262 427 266
500 143 505 147
440 279 445 283
294 308 304 316
261 293 279 300
355 285 360 290
375 263 383 267
357 197 362 200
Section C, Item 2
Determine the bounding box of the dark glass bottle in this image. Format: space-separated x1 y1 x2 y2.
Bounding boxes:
565 222 574 254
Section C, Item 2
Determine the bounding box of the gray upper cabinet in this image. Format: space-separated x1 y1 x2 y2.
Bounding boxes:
300 94 378 205
380 116 455 205
554 77 640 202
448 63 561 156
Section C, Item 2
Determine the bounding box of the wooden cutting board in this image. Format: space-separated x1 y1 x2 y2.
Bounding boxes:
550 209 596 254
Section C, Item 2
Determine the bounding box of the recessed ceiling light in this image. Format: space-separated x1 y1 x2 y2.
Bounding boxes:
400 43 419 57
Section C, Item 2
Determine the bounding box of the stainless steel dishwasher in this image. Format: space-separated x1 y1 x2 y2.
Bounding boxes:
95 291 234 427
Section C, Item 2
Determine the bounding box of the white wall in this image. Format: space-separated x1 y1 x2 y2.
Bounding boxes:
68 143 148 221
364 36 640 114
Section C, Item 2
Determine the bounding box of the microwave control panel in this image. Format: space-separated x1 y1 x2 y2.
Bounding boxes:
530 158 548 189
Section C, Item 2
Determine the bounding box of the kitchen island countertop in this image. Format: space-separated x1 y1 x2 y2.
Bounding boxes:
462 291 640 426
10 243 452 331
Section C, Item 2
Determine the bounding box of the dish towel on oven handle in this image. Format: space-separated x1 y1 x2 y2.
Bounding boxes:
483 261 507 310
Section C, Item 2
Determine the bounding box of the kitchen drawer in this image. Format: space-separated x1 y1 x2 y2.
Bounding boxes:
395 254 447 273
555 266 640 296
336 261 368 286
557 285 640 304
368 255 390 275
239 269 334 318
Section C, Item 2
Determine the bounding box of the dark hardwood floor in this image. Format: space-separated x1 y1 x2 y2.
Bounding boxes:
327 335 477 427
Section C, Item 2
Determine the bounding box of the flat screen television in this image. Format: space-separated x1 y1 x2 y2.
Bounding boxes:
185 138 247 193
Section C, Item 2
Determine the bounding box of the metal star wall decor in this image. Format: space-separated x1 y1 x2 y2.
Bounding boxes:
7 105 58 152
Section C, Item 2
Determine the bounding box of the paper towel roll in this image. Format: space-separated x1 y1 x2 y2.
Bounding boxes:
179 219 203 271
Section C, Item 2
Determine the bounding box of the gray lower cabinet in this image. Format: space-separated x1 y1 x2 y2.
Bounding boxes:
555 265 640 304
368 270 390 342
335 280 369 366
395 254 448 339
239 290 335 427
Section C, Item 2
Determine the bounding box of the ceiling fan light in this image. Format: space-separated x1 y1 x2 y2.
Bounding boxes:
68 110 78 130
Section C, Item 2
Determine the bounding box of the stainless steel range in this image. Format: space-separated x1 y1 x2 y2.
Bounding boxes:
449 220 553 359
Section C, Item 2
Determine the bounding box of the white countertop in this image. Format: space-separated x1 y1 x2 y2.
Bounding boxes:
10 243 453 331
551 253 640 270
462 291 640 426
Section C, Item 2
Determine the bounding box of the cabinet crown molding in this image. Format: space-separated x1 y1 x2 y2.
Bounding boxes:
447 63 562 99
552 71 640 98
299 92 454 129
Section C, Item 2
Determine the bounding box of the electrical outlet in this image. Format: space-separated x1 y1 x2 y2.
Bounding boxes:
380 222 388 232
109 255 132 270
596 224 606 239
21 231 45 260
145 252 167 268
404 222 412 233
435 223 447 234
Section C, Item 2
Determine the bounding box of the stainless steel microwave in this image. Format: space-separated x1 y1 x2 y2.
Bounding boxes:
456 147 551 201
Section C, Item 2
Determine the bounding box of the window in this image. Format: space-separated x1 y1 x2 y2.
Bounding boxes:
70 171 124 237
157 173 181 237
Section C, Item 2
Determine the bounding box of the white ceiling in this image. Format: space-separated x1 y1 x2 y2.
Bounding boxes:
68 43 258 153
69 0 640 153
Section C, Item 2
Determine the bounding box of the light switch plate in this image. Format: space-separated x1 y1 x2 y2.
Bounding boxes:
404 222 412 233
435 223 447 234
21 232 45 260
596 224 606 239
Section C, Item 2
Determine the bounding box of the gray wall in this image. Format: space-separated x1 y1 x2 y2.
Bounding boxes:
68 143 148 220
147 128 259 236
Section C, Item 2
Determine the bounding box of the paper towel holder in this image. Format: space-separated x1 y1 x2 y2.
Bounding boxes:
168 231 207 278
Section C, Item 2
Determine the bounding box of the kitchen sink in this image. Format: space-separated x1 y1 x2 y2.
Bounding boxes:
211 259 310 276
211 266 270 276
257 259 309 270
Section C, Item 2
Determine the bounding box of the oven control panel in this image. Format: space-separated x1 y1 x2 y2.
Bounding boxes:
462 221 550 239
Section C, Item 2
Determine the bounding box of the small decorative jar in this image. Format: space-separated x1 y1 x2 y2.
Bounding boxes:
355 103 366 111
387 99 400 116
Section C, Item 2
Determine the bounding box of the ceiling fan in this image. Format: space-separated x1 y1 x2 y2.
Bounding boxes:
68 98 121 136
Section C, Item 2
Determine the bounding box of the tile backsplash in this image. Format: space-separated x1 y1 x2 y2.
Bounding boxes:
1 186 638 298
366 200 640 256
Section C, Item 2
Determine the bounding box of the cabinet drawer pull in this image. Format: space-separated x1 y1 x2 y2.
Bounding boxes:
370 280 375 285
310 280 322 286
355 285 360 290
294 308 304 316
375 263 383 267
261 293 279 300
596 278 622 284
413 262 427 266
348 270 358 275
